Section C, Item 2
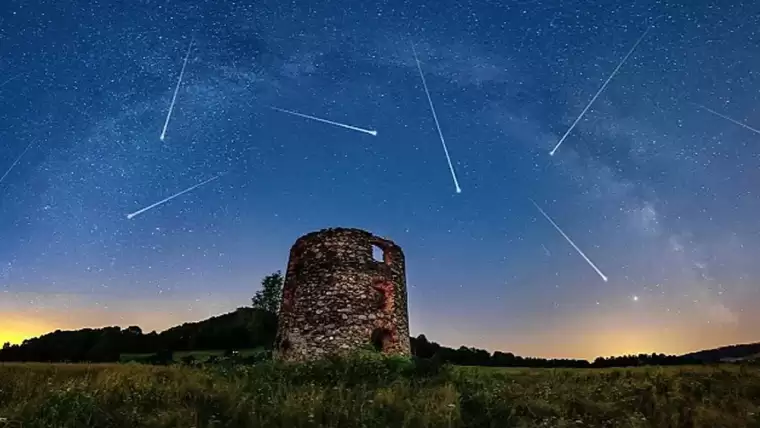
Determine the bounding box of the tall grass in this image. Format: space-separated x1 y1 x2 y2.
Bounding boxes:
0 356 758 427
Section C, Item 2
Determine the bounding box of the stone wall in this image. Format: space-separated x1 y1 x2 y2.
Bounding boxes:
274 227 411 362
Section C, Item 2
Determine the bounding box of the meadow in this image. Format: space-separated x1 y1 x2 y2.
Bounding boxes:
0 356 758 428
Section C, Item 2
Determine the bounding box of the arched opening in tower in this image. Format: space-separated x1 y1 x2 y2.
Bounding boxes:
372 244 384 262
370 240 393 265
371 328 393 352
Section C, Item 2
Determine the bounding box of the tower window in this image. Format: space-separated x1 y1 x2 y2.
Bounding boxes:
372 244 385 263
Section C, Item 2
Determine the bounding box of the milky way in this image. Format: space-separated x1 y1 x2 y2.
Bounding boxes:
0 0 758 359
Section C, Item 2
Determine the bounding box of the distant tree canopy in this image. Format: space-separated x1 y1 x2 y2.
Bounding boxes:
0 271 756 367
0 271 285 363
251 271 283 314
0 306 277 363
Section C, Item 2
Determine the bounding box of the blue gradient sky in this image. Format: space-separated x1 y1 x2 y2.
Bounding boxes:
1 0 759 359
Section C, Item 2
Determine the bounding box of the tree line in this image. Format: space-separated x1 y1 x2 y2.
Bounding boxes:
0 272 752 367
409 334 705 368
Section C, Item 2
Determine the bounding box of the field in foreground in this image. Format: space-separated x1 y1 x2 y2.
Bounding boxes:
0 358 759 428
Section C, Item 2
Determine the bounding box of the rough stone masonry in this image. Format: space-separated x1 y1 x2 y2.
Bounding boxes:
274 227 411 362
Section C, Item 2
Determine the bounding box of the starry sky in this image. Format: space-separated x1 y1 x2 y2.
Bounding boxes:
1 0 759 360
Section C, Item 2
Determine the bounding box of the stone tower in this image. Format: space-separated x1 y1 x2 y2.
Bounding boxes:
274 227 411 362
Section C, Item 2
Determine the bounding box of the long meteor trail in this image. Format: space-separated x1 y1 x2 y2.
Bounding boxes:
0 141 34 185
127 175 219 220
550 25 654 156
267 106 377 136
692 103 760 136
160 38 194 141
530 199 609 282
411 43 462 194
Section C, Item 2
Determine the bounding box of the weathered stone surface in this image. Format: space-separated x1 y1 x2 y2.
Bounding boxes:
273 227 411 362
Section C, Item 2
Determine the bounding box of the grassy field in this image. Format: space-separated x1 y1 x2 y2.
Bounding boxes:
0 357 758 427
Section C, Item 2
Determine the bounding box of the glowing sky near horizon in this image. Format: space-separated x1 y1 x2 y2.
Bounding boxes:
1 0 759 360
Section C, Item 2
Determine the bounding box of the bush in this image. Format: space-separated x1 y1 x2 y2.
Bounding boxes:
239 351 271 365
409 355 446 378
146 349 174 365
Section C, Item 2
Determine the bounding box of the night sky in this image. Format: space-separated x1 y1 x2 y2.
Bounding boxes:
1 0 759 360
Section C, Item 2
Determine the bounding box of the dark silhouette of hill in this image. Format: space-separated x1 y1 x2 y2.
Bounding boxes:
0 273 755 367
682 342 760 363
158 307 277 351
3 306 752 368
0 307 276 363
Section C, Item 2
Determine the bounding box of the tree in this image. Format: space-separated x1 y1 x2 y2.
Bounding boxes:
251 271 284 314
411 334 439 359
124 326 143 335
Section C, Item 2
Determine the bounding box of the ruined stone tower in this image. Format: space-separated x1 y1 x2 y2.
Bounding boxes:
274 227 411 362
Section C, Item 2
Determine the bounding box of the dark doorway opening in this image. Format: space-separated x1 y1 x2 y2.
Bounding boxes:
370 328 393 352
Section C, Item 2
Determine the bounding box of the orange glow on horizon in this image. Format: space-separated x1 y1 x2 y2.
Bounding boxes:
0 293 248 348
0 318 55 346
2 302 757 360
418 308 754 361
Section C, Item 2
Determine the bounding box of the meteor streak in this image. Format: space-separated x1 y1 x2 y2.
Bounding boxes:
160 38 194 141
0 74 21 89
541 243 552 257
411 43 462 194
127 175 219 220
267 106 377 136
692 103 760 136
0 141 34 185
550 25 654 156
530 199 609 282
